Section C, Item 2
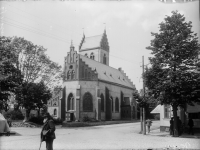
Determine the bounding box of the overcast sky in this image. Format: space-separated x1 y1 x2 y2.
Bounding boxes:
0 0 199 91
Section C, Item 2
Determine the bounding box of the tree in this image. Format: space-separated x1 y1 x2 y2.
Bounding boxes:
16 81 52 120
144 11 200 137
0 36 23 111
0 36 62 120
10 37 63 89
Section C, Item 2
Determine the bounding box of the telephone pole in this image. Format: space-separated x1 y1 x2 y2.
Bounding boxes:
142 56 146 135
140 107 143 133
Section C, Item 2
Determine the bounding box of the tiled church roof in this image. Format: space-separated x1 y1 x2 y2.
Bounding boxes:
80 55 135 89
80 34 102 50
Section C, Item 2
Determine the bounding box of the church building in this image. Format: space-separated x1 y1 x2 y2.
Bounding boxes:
48 30 137 121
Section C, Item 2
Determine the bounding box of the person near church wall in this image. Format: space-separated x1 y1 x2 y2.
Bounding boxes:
177 116 182 136
188 117 194 135
170 117 174 136
40 113 56 150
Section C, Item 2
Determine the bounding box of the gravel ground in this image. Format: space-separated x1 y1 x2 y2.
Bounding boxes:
1 121 199 150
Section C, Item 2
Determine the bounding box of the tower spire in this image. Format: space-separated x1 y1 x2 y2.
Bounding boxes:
82 28 85 36
103 23 106 33
70 40 74 51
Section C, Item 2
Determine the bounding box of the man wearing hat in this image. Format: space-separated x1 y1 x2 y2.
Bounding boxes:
40 113 56 150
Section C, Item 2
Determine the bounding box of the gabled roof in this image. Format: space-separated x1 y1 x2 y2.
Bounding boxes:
80 34 102 51
150 105 161 114
80 55 135 89
79 30 109 52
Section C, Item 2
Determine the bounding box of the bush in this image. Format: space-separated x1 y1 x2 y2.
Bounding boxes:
3 109 24 120
53 117 63 125
29 116 44 125
82 115 90 122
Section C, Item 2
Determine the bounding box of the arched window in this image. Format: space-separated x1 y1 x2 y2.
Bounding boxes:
82 66 84 78
100 94 104 112
85 53 88 58
115 97 119 112
71 70 75 79
85 69 88 79
67 71 71 80
110 96 113 112
54 109 57 116
83 92 93 112
132 106 135 119
73 53 76 62
90 53 95 60
88 72 91 79
67 54 70 63
67 93 74 110
103 54 106 64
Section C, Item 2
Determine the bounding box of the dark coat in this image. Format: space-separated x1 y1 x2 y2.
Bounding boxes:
170 119 174 129
188 119 194 127
146 119 152 126
41 119 56 142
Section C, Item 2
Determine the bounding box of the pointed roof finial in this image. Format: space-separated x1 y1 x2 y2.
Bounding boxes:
70 40 75 51
82 28 85 36
71 40 73 47
103 23 106 33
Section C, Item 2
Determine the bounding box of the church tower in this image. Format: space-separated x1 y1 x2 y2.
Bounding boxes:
79 30 110 66
64 41 79 81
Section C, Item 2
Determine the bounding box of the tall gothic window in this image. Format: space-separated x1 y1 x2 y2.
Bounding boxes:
67 93 74 110
83 92 93 112
88 72 91 79
90 53 95 60
103 54 106 64
100 94 104 112
85 69 88 79
67 71 71 80
115 97 119 112
54 109 57 116
110 96 113 112
71 70 75 79
82 66 84 78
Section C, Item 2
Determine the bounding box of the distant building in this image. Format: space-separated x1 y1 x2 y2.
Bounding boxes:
151 103 200 131
47 30 137 121
48 88 62 119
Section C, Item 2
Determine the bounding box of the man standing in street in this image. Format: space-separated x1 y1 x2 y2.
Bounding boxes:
146 119 153 134
170 117 174 136
188 117 194 135
41 113 56 150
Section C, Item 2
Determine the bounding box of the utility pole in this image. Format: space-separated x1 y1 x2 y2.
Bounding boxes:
142 56 146 135
140 107 143 133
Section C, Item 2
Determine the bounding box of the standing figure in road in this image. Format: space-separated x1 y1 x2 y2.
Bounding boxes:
177 116 182 136
169 117 174 136
188 117 194 135
146 119 153 133
41 113 56 150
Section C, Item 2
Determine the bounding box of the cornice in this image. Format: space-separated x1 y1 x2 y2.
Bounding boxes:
98 79 135 91
79 47 100 52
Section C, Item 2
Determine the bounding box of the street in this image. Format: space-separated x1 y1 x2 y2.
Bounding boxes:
1 121 200 149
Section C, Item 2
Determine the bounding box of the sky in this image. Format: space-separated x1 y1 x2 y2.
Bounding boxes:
0 0 199 91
